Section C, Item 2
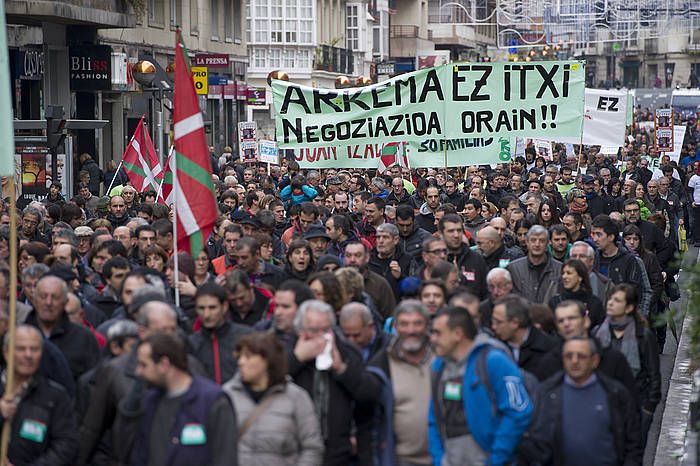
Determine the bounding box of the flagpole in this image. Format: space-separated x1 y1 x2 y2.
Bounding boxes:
0 177 18 464
171 147 180 308
105 159 124 196
157 146 173 201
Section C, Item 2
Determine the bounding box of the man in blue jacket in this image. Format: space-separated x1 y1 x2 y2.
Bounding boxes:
428 306 532 466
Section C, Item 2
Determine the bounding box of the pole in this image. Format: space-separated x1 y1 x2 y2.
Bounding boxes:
0 177 18 464
157 146 174 202
105 159 124 197
171 149 180 308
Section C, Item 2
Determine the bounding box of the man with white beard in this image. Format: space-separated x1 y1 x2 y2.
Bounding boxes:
358 300 434 466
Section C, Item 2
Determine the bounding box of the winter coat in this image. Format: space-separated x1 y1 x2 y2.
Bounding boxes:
447 243 489 299
81 157 103 195
2 376 78 466
188 321 253 384
506 255 562 304
223 375 324 466
280 185 318 208
533 372 643 466
548 287 606 328
428 334 532 466
416 203 437 233
398 224 433 262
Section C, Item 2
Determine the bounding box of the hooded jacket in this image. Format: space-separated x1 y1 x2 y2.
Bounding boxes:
427 334 532 466
398 224 433 262
416 203 437 233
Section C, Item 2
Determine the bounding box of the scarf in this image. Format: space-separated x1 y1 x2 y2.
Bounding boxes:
595 315 641 376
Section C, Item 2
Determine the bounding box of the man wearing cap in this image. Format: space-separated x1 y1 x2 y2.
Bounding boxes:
326 176 343 195
303 224 331 261
75 226 94 266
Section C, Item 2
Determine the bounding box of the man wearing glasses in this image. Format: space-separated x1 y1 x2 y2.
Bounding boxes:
622 199 672 268
385 177 413 207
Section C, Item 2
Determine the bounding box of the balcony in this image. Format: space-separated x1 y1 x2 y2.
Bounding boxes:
313 45 354 75
428 23 476 47
390 25 434 59
6 0 135 28
390 25 420 38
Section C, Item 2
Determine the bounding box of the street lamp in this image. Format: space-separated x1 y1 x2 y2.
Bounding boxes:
356 76 372 86
132 60 157 87
335 75 351 89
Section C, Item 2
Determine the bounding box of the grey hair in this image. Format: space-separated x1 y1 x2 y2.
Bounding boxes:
4 324 43 351
136 300 177 327
21 263 50 280
486 267 512 284
36 275 68 302
128 217 149 228
294 299 336 332
22 206 43 223
371 177 386 190
339 302 373 326
393 299 430 322
53 229 78 247
377 222 399 237
107 319 140 342
571 241 595 258
526 224 549 240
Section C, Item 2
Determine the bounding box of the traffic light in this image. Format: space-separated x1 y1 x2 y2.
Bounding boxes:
45 105 66 150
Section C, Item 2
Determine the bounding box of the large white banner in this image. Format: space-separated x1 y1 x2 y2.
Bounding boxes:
667 125 687 162
560 88 628 147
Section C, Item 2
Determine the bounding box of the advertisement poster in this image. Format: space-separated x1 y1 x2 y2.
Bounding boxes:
238 121 258 162
655 108 674 152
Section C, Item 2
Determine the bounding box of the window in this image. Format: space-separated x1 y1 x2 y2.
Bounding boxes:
271 0 282 17
148 0 165 26
300 0 312 19
299 20 312 43
285 20 297 42
233 0 242 41
255 2 268 16
271 19 283 42
269 48 282 67
246 19 251 42
346 5 359 50
211 0 220 39
283 49 296 67
255 19 268 42
297 49 310 68
170 0 181 29
253 48 267 67
225 0 233 40
190 0 199 34
286 0 297 18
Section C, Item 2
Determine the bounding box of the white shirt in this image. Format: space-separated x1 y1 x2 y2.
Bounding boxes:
688 174 700 205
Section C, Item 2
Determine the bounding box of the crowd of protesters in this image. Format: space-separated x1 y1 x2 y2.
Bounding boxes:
0 109 698 466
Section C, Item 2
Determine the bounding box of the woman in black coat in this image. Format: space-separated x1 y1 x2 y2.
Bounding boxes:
548 259 605 327
594 283 661 448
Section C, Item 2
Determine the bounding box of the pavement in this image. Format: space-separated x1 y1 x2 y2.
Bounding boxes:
646 245 698 465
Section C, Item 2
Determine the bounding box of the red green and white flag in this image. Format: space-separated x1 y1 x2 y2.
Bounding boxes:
121 116 163 192
172 29 218 256
377 142 409 173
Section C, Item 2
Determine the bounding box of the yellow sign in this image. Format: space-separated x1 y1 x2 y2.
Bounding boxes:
192 66 208 95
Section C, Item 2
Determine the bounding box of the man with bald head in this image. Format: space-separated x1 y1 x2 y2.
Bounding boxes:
476 226 523 270
489 216 518 249
480 268 514 327
25 275 99 380
106 195 130 229
112 226 134 254
1 325 79 465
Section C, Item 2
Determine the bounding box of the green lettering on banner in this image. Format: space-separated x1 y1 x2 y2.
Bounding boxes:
273 61 586 168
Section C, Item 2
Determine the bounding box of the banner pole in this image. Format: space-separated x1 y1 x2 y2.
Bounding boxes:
105 159 124 196
0 177 18 465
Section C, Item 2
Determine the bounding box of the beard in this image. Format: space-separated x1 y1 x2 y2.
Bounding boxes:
397 333 429 354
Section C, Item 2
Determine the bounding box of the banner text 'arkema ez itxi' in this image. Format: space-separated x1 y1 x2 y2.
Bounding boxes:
271 61 586 168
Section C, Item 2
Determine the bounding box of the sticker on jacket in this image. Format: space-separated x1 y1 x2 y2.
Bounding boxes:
181 423 207 445
19 419 46 443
